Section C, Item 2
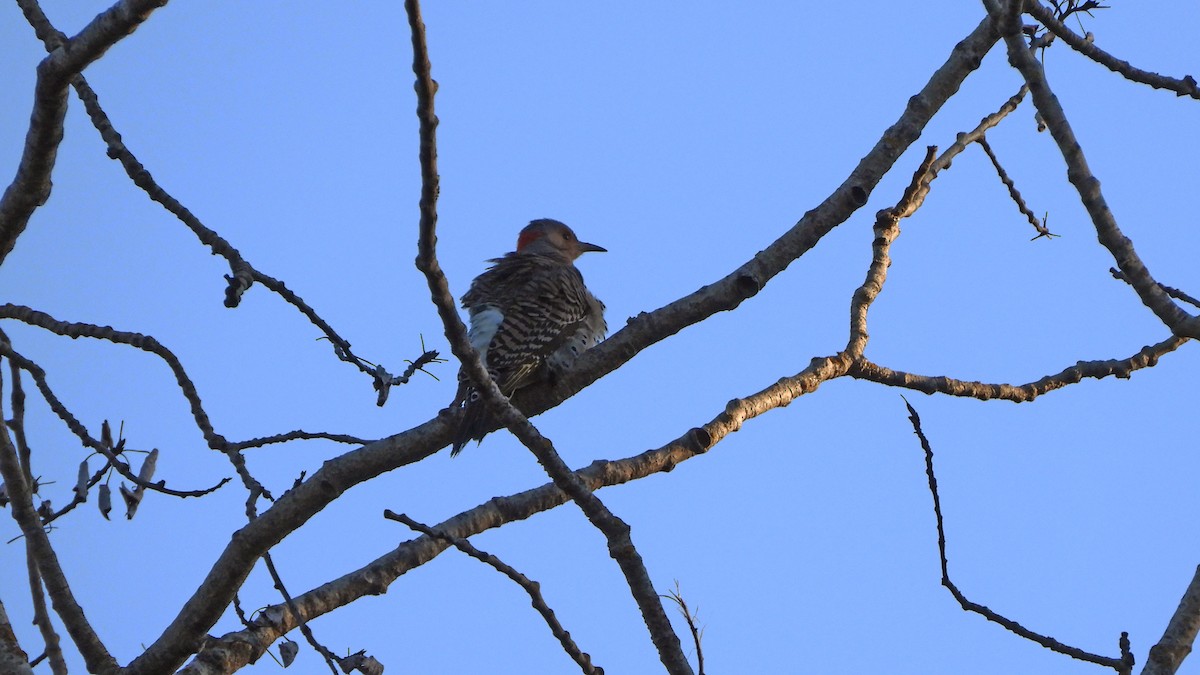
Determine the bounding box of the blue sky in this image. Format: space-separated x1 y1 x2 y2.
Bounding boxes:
2 2 1198 673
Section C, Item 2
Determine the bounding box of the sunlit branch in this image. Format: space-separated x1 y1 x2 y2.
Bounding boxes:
1025 0 1200 99
1144 565 1200 675
849 335 1186 401
848 147 939 357
987 0 1198 338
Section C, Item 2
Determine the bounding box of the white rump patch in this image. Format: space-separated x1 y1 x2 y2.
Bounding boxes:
468 306 503 367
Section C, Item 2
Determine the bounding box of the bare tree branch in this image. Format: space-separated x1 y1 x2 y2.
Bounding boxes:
227 431 374 453
1144 566 1200 675
904 398 1129 672
976 136 1057 239
0 0 169 264
25 539 67 674
386 510 602 675
1025 0 1200 99
0 597 35 675
848 146 939 357
986 0 1199 338
259 552 340 675
849 335 1185 400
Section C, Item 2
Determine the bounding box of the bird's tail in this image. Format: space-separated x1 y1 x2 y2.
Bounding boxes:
451 389 492 456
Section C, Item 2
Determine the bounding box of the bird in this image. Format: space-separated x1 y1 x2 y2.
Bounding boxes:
451 218 607 455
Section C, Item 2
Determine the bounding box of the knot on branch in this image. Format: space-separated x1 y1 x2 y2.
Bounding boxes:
223 264 255 308
735 272 761 299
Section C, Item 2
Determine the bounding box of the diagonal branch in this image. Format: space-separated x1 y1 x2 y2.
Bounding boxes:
0 597 35 675
402 2 690 671
0 0 169 265
987 0 1198 338
386 510 602 675
1144 566 1200 675
976 136 1056 239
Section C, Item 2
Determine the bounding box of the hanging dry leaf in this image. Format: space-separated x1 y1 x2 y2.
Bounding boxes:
137 448 159 483
279 640 298 668
98 483 111 520
120 483 143 520
75 460 90 501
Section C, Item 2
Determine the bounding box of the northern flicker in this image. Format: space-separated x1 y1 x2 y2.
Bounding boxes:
451 219 607 455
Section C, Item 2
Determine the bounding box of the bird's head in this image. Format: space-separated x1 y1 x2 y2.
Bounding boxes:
516 219 606 261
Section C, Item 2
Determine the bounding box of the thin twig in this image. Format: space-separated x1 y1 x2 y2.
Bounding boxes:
259 552 340 675
1109 269 1200 311
661 582 705 675
976 136 1057 239
227 431 374 453
904 397 1127 671
386 510 602 675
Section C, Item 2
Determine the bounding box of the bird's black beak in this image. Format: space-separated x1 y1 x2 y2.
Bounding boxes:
579 241 607 254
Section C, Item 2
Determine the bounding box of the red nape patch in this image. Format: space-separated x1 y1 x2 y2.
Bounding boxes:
516 228 543 251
